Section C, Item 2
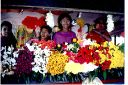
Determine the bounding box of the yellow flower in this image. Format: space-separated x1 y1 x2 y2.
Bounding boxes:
72 38 77 43
76 18 85 27
102 41 108 47
77 39 82 44
107 42 124 69
46 51 68 75
91 43 100 48
57 44 61 48
99 53 107 64
65 61 84 74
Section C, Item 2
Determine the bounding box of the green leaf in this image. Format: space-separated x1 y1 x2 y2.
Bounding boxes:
103 70 107 80
119 43 124 53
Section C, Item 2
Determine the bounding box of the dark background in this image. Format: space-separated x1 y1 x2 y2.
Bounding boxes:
2 0 124 13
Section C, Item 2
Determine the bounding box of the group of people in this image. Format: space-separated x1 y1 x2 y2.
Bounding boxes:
1 13 111 50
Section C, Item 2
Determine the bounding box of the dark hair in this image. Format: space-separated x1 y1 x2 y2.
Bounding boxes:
53 25 58 28
58 13 72 30
94 16 107 29
40 25 52 34
38 25 52 40
1 21 12 31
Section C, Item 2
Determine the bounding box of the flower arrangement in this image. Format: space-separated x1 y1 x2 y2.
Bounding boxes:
107 42 124 69
31 46 52 75
46 51 69 75
22 16 38 30
65 60 98 74
14 46 33 76
67 39 124 71
22 16 46 30
1 46 17 77
1 37 124 84
35 40 56 50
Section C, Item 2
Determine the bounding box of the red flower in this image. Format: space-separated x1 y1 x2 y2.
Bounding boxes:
101 60 111 71
22 16 38 30
37 40 56 49
31 38 39 43
78 27 82 32
66 51 77 61
93 52 100 66
75 46 94 64
37 16 46 27
62 43 67 51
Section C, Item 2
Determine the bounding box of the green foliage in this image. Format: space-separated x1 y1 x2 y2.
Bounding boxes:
119 43 124 53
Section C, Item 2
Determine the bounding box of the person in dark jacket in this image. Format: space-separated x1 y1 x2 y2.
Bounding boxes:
1 21 17 49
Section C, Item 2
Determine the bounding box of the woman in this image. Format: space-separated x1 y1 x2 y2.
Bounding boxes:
1 21 17 84
1 21 17 48
38 25 52 41
28 25 52 43
53 13 76 44
86 16 111 43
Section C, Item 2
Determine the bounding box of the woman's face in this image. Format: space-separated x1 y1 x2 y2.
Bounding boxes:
61 17 71 30
1 26 9 37
95 23 105 30
40 28 49 40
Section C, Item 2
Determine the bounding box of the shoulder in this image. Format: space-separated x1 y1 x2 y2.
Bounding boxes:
69 31 76 37
53 31 61 36
69 31 76 34
53 32 61 39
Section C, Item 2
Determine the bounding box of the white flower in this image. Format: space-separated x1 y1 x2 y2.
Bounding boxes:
26 43 35 51
32 66 40 73
8 46 11 52
67 44 74 50
83 63 98 73
2 55 8 59
42 48 51 57
63 51 67 55
2 61 9 65
2 46 17 67
65 42 68 45
10 58 16 66
31 62 35 65
1 47 5 51
82 39 93 46
31 44 52 75
13 51 19 58
32 47 51 75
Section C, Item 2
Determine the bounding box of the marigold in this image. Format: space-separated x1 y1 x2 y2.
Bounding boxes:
46 51 69 75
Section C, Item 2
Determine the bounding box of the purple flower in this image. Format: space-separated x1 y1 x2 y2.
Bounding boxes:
15 46 33 76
